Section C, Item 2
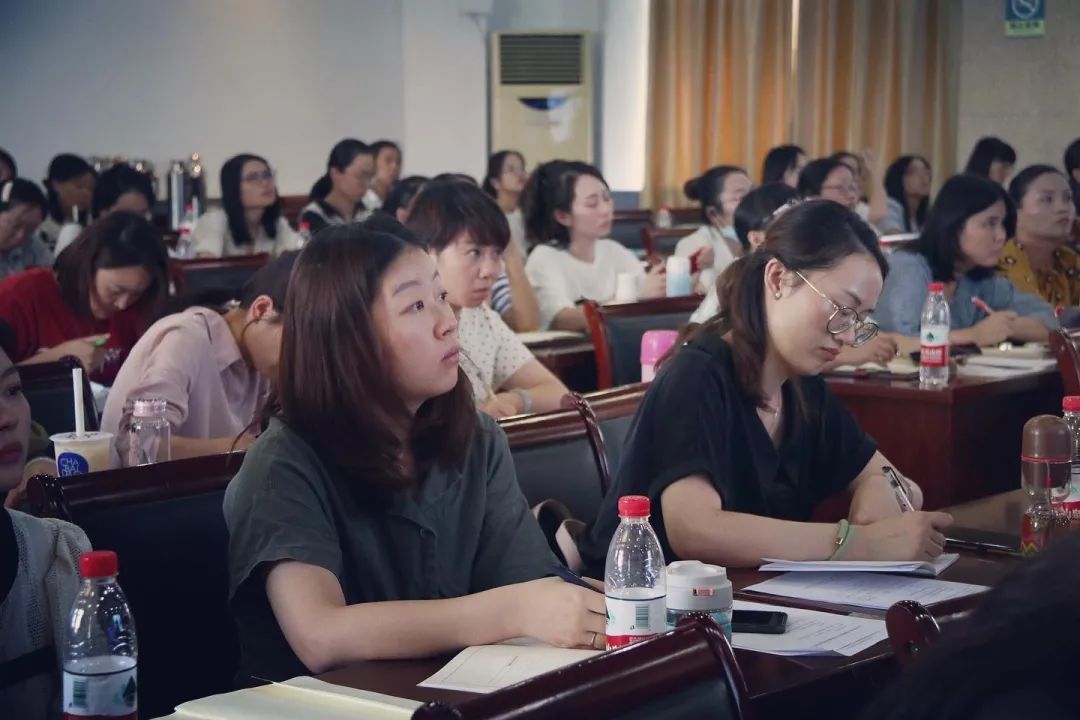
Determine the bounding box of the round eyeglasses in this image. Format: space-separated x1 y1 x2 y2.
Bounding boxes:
794 271 880 347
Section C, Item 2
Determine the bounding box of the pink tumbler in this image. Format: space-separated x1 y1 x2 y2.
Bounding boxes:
641 330 678 382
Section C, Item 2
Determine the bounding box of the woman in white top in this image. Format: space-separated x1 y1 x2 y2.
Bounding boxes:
299 139 374 234
675 165 752 292
55 163 155 257
524 161 665 331
483 150 529 253
406 181 568 419
192 154 299 257
37 154 96 253
362 140 402 212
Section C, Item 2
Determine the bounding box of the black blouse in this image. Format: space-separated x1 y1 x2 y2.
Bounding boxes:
579 333 877 575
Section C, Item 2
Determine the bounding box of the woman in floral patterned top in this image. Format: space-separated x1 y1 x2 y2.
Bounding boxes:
1000 165 1079 306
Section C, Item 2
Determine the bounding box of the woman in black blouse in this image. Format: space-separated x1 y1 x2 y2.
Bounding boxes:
580 200 952 572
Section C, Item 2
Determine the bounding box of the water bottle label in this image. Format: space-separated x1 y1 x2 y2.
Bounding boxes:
920 324 949 367
1062 465 1080 521
63 666 137 718
605 594 666 648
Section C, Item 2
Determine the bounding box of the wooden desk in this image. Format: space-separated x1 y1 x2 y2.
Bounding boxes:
826 369 1063 509
521 334 597 393
317 492 1033 720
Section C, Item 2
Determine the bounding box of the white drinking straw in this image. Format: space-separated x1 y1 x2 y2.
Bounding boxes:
72 367 86 437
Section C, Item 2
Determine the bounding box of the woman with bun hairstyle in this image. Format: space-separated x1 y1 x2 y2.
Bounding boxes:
675 166 752 293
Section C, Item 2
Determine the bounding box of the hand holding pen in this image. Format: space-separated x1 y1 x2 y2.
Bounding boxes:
970 297 1018 346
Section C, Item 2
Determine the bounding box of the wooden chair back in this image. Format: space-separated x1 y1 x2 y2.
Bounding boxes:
583 296 701 389
170 254 269 296
641 226 696 258
1049 327 1080 396
412 616 750 720
19 356 100 435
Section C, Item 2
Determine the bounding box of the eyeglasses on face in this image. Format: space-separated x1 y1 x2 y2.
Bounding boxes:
792 270 879 347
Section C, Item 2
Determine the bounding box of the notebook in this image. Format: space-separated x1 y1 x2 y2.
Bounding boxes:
760 553 960 578
829 358 919 378
164 676 420 720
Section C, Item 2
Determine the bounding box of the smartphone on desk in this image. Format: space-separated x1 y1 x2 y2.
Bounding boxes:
945 526 1022 556
731 609 788 634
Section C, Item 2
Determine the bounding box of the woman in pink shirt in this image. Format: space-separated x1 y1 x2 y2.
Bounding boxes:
101 252 295 463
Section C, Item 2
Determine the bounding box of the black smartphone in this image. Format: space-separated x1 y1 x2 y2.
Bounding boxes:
731 609 788 634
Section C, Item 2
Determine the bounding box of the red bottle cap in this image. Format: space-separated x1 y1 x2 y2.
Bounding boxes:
1064 396 1080 413
618 495 651 518
928 282 945 292
80 550 118 579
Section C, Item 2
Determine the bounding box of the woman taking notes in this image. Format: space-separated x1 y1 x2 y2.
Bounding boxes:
524 161 664 331
579 201 951 573
406 180 566 418
875 174 1056 345
225 220 605 681
101 252 295 462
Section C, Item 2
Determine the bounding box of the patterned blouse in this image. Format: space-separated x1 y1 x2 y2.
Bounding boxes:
999 239 1080 307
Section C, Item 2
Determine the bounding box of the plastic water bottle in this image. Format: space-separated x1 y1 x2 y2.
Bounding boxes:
297 220 312 248
665 255 691 297
919 281 950 387
655 205 672 229
604 495 666 650
64 550 138 720
125 397 171 467
174 203 196 259
1061 397 1080 521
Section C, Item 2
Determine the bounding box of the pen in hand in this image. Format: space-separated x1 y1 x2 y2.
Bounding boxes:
550 564 604 593
971 296 992 315
883 466 915 512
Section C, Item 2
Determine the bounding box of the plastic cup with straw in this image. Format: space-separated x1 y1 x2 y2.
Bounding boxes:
50 366 113 476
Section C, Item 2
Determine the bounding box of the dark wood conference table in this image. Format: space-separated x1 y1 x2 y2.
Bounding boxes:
522 333 597 393
826 368 1063 510
318 491 1042 720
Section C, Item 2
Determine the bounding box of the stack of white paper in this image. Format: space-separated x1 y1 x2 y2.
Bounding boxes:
829 358 919 378
760 553 959 578
744 572 989 611
163 676 420 720
515 330 587 345
959 355 1057 378
419 640 601 694
730 600 887 657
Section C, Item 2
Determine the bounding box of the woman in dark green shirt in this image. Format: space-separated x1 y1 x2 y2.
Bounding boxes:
224 218 605 682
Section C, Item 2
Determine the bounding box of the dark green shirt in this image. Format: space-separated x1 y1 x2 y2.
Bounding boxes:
224 413 555 681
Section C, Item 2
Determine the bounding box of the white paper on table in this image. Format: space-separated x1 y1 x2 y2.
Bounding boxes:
760 553 959 578
979 343 1048 359
418 640 601 694
515 330 587 345
731 600 887 657
962 356 1057 372
164 676 420 720
743 572 989 611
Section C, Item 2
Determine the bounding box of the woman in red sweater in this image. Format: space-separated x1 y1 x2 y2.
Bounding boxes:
0 211 168 383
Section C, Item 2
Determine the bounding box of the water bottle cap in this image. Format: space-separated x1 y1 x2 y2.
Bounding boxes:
132 398 168 418
299 220 311 231
1064 396 1080 412
927 282 945 292
80 550 118 578
618 495 650 517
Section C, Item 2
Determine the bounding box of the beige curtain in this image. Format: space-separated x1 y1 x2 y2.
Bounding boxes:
793 0 959 188
644 0 794 208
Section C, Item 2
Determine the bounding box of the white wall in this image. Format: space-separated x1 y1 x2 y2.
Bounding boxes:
0 0 650 198
0 0 404 197
956 0 1080 171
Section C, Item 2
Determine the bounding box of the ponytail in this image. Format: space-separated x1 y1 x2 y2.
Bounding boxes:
309 174 332 201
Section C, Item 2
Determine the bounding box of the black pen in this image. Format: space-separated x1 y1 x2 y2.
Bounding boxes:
883 466 915 512
550 564 603 593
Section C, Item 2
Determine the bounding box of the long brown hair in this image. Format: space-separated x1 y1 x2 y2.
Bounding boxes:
275 217 477 503
692 200 887 408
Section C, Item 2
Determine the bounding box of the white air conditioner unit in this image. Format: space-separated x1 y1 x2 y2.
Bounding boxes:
490 31 593 165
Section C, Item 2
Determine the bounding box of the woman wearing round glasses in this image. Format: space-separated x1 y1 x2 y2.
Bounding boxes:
579 200 952 572
192 154 300 258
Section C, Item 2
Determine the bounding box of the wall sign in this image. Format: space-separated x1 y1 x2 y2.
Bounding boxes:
1006 0 1046 37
